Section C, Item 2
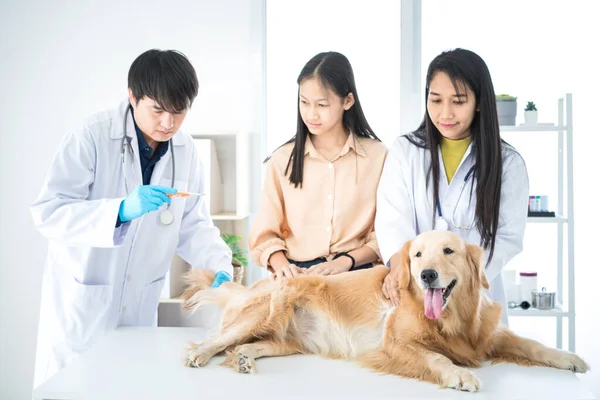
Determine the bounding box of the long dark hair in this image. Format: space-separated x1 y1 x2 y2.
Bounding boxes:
407 48 505 264
267 51 381 188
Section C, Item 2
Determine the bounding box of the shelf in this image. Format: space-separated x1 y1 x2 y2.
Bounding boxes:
508 303 569 317
211 212 250 221
527 215 567 223
500 124 566 132
192 132 250 219
159 297 184 304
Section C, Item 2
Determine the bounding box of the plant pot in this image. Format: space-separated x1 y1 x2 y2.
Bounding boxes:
524 110 538 125
232 260 244 285
496 100 517 126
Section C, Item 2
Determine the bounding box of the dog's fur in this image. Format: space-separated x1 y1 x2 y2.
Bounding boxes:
181 230 589 392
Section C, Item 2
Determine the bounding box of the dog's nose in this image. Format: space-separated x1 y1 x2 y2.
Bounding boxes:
421 269 438 284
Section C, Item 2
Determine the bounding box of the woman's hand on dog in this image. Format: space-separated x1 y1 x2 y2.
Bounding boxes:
382 269 401 306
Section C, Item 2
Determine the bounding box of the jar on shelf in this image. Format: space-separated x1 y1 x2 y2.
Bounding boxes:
519 272 538 303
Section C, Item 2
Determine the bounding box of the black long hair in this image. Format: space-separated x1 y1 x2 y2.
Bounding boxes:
407 48 504 264
267 51 381 188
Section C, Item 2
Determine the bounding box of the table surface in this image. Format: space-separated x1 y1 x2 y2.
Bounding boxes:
33 327 596 400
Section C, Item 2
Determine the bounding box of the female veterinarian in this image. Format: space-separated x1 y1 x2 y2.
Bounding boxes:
30 49 233 388
375 48 529 325
249 51 388 280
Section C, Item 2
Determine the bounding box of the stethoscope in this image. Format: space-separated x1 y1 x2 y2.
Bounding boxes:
434 165 477 231
121 107 176 225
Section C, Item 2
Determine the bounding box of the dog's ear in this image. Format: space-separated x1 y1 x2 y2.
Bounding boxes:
466 244 490 290
394 239 413 289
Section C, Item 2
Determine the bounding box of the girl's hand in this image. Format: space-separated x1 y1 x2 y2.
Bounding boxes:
306 257 352 276
270 263 305 280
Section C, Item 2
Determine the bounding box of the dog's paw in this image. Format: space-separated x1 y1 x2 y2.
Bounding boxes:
222 350 256 374
184 343 213 368
552 351 590 373
232 351 256 374
442 368 481 392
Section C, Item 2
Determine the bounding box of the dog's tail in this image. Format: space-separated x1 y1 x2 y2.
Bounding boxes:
181 269 238 313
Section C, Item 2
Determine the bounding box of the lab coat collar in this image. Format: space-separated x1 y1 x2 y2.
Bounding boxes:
109 99 185 146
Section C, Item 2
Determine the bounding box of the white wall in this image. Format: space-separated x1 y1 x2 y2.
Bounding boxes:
0 0 265 398
266 0 402 151
421 1 600 396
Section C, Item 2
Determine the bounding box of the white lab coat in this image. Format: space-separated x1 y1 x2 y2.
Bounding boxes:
30 99 232 388
375 135 529 325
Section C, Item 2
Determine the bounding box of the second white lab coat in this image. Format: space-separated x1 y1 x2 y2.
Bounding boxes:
30 99 232 388
375 134 529 325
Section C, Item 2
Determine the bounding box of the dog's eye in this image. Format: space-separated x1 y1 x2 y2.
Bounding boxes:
415 251 422 257
443 248 454 255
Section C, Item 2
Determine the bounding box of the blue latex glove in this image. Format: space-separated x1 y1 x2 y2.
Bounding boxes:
211 271 232 288
118 185 177 222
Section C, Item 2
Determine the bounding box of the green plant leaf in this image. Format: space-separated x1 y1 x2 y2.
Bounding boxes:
496 94 517 101
220 233 249 267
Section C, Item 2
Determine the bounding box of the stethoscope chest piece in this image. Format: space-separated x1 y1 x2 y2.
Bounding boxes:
160 209 174 225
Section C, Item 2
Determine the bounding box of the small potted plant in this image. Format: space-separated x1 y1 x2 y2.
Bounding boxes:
221 233 248 284
496 94 518 126
524 101 538 125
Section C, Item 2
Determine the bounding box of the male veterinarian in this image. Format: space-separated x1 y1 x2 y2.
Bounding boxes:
30 49 233 388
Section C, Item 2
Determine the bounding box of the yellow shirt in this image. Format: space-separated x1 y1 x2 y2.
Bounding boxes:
440 135 472 183
249 133 388 268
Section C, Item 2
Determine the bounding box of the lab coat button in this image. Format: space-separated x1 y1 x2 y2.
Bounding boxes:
328 163 333 169
327 194 333 200
127 275 132 282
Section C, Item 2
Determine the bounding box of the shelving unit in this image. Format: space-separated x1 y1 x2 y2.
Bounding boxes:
501 94 575 352
527 216 567 224
157 131 251 326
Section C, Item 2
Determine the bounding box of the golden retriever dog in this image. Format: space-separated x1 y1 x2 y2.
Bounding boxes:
181 230 589 392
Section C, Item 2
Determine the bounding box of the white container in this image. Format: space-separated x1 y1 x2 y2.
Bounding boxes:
506 282 522 304
502 269 517 285
524 110 538 125
540 195 549 212
502 270 520 303
519 272 538 303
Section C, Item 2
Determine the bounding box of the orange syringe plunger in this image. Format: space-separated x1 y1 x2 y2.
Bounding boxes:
167 192 190 198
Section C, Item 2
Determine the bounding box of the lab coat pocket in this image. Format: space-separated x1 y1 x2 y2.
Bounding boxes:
453 182 478 231
61 278 113 350
453 206 477 231
139 277 166 326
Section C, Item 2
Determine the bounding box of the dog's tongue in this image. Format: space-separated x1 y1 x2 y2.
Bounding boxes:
424 288 443 319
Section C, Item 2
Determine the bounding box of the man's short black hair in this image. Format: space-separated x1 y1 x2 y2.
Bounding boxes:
128 49 199 113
